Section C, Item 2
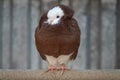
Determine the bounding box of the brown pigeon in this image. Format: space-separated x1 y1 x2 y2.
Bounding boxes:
35 4 81 74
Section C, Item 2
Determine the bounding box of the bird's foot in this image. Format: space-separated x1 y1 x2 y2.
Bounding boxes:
48 65 56 75
42 65 56 78
60 64 70 75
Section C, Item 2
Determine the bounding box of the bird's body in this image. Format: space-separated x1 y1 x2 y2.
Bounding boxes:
35 4 80 71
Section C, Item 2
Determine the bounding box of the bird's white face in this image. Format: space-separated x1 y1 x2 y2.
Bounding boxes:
46 6 64 25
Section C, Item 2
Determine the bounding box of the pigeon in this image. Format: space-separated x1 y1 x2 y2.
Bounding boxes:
35 4 81 74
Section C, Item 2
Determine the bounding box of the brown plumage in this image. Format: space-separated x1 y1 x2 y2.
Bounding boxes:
35 4 80 72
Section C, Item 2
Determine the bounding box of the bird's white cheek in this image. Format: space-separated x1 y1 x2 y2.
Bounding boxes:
51 19 60 25
47 19 53 24
47 19 60 25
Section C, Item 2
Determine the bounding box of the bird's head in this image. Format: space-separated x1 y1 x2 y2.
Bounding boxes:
43 5 74 25
46 6 64 25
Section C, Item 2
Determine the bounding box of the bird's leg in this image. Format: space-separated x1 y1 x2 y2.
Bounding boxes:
61 64 70 75
61 64 66 75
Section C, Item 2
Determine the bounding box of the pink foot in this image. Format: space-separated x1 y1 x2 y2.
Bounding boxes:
42 65 56 77
61 64 69 75
49 65 56 74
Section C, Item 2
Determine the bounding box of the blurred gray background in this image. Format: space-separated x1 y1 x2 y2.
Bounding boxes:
0 0 120 70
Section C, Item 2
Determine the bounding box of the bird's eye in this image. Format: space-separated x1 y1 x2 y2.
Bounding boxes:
56 16 59 18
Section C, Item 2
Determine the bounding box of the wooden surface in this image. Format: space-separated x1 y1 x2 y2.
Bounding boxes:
0 70 120 80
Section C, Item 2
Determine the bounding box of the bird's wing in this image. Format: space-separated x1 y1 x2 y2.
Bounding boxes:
68 18 81 60
35 27 47 60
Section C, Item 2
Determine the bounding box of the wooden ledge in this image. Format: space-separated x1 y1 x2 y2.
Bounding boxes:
0 70 120 80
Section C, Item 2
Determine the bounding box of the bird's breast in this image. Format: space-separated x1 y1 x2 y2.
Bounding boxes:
35 22 79 58
37 31 78 57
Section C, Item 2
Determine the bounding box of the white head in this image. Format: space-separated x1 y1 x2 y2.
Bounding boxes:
46 6 64 25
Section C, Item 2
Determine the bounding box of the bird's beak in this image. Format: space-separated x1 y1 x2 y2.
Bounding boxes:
47 19 53 24
49 20 53 24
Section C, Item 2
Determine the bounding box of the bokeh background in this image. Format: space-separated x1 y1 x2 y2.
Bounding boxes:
0 0 120 70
